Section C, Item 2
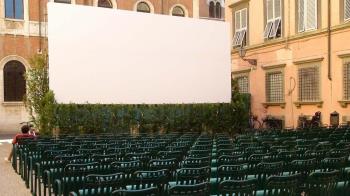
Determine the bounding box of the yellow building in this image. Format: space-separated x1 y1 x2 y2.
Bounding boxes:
226 0 350 128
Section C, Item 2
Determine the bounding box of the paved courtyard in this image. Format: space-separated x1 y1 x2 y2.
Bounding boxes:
0 140 31 196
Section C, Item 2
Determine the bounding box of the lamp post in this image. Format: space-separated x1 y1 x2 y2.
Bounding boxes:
238 46 257 67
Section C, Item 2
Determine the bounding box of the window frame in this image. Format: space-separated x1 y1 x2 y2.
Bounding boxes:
98 0 113 8
136 1 151 13
233 8 248 47
209 1 215 18
172 6 185 17
5 0 24 20
297 64 321 102
234 74 250 94
3 60 26 102
265 70 284 103
298 0 318 33
264 0 282 39
344 62 350 101
215 2 222 18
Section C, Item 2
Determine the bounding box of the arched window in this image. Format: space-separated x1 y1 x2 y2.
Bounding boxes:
98 0 112 8
215 2 221 18
54 0 71 3
209 1 215 18
5 0 24 19
3 61 26 102
137 2 151 13
172 6 185 17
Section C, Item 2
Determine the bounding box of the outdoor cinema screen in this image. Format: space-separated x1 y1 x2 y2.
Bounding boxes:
47 3 231 104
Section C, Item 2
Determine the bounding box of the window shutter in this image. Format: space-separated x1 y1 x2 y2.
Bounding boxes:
270 18 281 38
267 0 274 20
233 31 240 46
238 30 246 46
264 21 273 38
345 0 350 20
306 0 317 30
274 0 281 18
242 9 247 28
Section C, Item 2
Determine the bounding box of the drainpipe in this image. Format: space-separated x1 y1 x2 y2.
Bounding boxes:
327 0 331 81
161 0 164 14
38 0 42 53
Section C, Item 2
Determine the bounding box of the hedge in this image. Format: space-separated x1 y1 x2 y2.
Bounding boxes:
54 94 250 135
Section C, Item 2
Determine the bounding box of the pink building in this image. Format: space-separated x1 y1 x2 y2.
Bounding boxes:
226 0 350 128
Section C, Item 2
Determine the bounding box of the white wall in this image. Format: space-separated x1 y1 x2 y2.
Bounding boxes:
48 3 231 104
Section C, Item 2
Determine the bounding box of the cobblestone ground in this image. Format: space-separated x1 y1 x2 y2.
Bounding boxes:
0 142 31 196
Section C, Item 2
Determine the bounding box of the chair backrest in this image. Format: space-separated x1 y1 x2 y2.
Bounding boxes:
218 179 258 196
80 173 126 196
187 150 211 158
217 164 248 181
148 158 177 175
157 151 183 162
182 156 211 168
218 155 246 166
111 160 143 180
264 173 300 196
111 187 158 196
133 169 170 189
305 170 339 196
176 167 210 185
168 182 210 196
62 162 101 195
290 158 316 177
321 156 347 171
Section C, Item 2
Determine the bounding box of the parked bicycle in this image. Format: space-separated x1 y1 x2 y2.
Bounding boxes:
261 116 283 130
298 111 322 129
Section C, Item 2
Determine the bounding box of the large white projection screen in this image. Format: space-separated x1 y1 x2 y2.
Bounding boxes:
48 3 231 104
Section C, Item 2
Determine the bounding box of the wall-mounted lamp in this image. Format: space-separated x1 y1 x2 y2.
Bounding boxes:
238 46 257 66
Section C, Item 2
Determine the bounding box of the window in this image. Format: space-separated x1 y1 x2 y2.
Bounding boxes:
266 72 284 102
137 2 151 13
264 0 282 39
172 6 185 17
98 0 112 8
5 0 23 19
298 0 317 32
209 1 221 18
344 63 350 100
54 0 71 3
215 2 221 18
236 76 249 93
3 61 26 102
298 66 319 101
233 9 247 47
209 1 215 18
345 0 350 21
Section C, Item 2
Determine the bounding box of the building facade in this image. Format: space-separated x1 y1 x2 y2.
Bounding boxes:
226 0 350 128
0 0 225 133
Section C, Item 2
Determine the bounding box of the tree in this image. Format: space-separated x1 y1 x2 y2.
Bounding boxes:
25 53 56 135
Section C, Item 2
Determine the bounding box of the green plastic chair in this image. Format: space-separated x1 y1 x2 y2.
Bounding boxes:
264 173 300 196
304 170 339 196
111 187 158 196
168 182 210 196
218 179 258 196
